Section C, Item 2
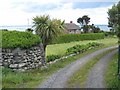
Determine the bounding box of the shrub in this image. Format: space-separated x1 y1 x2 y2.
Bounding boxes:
66 44 86 54
87 42 101 47
1 30 41 49
47 55 61 62
104 31 115 37
51 33 105 44
66 42 102 55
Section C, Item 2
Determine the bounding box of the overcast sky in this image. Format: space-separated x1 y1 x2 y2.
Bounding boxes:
0 0 119 26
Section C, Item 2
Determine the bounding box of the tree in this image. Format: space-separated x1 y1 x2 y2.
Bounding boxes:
81 25 90 33
108 4 118 32
77 17 83 25
26 28 33 33
90 24 100 33
82 15 90 25
77 15 90 33
108 1 120 77
32 15 64 61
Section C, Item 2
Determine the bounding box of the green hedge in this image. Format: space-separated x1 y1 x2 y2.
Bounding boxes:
51 33 105 44
1 30 41 49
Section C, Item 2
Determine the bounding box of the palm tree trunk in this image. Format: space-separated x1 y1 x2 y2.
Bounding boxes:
40 43 47 66
42 44 47 65
43 44 46 52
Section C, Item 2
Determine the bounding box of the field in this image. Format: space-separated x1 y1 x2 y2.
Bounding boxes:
46 37 118 56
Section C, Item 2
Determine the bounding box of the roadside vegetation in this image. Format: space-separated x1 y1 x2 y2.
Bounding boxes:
105 53 119 88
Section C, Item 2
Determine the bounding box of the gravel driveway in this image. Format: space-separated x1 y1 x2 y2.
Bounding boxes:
86 49 118 88
38 46 117 88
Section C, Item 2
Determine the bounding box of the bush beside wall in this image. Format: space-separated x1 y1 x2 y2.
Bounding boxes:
1 31 41 49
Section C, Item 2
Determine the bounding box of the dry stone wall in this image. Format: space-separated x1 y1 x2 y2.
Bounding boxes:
1 44 45 71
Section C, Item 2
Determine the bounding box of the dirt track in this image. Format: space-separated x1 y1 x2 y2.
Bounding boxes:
38 46 117 88
86 49 117 88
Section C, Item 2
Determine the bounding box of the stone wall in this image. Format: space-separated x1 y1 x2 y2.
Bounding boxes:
1 44 45 71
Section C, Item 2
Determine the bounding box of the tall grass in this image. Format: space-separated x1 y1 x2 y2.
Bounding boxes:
2 68 39 88
105 54 119 88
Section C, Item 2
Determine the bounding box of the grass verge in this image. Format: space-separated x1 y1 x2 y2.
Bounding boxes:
105 53 119 89
67 48 117 88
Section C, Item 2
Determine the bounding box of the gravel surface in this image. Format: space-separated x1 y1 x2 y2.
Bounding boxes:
38 46 117 88
86 49 118 88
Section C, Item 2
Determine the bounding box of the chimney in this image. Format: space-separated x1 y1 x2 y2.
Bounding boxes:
70 21 73 23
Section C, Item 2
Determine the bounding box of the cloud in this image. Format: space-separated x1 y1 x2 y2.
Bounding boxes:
62 0 119 2
42 2 113 25
11 1 63 13
0 0 117 26
22 3 58 13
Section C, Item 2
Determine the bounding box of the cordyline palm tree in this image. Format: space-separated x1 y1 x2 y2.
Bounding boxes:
32 15 65 56
77 17 83 25
82 15 90 25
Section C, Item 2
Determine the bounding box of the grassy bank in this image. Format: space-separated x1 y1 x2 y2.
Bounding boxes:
67 48 117 88
46 37 118 56
105 53 119 88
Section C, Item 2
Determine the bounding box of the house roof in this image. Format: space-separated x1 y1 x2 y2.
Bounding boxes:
64 23 81 30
